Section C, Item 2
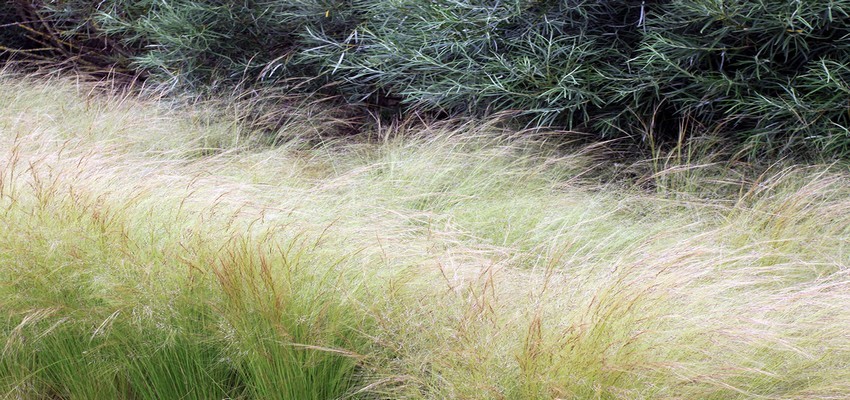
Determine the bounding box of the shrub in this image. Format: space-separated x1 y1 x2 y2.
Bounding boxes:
0 1 130 72
90 0 361 91
302 0 647 128
3 0 850 157
628 0 850 156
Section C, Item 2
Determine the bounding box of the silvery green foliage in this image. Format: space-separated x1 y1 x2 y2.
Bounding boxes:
627 0 850 156
302 0 647 129
4 0 850 157
88 0 360 90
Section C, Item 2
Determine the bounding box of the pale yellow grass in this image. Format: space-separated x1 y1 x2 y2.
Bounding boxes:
1 72 849 399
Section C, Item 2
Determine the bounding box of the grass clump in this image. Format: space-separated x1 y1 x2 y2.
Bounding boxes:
2 73 850 399
0 74 375 398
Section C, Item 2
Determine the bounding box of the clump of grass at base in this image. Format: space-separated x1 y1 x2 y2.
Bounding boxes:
2 73 850 399
0 96 375 398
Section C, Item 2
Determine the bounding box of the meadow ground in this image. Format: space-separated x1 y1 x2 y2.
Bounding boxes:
1 73 850 399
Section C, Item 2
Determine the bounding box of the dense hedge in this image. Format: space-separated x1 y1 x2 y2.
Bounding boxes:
3 0 850 157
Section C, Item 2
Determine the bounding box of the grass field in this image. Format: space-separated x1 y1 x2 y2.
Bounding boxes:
1 73 850 399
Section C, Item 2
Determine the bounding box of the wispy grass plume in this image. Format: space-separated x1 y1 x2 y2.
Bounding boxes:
1 73 850 399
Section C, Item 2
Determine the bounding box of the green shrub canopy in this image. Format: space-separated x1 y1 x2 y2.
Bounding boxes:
3 0 850 157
